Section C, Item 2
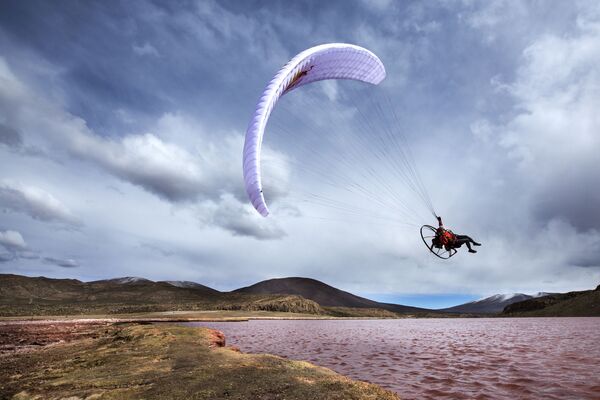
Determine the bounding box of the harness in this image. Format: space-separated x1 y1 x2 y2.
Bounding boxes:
438 229 456 246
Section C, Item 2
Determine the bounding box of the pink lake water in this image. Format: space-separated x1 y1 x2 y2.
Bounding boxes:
184 318 600 399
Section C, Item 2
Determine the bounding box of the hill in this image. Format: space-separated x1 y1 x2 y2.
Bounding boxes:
1 274 219 304
442 292 555 314
502 284 600 316
161 280 220 294
234 277 429 314
0 274 322 316
0 274 442 318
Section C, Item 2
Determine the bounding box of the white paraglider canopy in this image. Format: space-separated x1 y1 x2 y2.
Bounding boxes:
243 43 387 217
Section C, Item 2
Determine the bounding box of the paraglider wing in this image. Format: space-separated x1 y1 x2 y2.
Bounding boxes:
243 43 386 217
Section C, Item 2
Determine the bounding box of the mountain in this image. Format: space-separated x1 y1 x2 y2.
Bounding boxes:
89 277 220 295
95 277 152 285
503 284 600 316
233 277 429 313
162 280 220 294
0 274 218 305
441 292 555 314
0 274 320 316
0 274 438 317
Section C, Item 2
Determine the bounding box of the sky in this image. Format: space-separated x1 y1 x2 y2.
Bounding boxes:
1 0 599 308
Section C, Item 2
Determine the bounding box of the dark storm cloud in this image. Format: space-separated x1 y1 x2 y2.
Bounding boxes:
569 251 600 268
0 0 288 135
534 174 600 232
0 1 166 134
0 0 461 137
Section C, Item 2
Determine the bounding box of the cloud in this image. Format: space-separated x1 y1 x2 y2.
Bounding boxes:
132 42 159 57
1 0 598 295
0 61 206 203
201 194 286 240
0 57 292 206
0 53 293 239
0 181 78 225
569 248 600 268
0 230 26 250
460 1 529 43
320 80 339 102
66 114 293 235
0 123 22 147
43 257 79 268
0 253 14 263
532 219 600 269
140 242 176 257
491 15 600 231
70 131 204 202
360 0 393 11
470 119 494 142
0 230 81 268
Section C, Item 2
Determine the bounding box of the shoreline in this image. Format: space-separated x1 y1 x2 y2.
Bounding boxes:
3 311 597 325
0 320 400 399
0 309 426 324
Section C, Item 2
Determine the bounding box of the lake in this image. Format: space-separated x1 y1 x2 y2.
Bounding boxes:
184 318 600 399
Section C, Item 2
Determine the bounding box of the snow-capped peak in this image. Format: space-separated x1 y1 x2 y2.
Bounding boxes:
165 280 202 288
110 277 151 284
474 293 527 303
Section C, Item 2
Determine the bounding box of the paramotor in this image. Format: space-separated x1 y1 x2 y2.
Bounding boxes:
420 224 457 259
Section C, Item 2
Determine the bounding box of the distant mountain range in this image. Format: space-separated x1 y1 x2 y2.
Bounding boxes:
442 292 557 314
0 274 220 304
0 274 428 317
502 285 600 316
90 276 220 294
95 277 152 285
1 274 598 317
0 274 321 316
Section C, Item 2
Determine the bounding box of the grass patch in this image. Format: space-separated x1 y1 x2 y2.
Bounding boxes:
0 323 400 400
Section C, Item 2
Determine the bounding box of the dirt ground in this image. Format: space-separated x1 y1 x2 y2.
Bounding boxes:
0 321 111 356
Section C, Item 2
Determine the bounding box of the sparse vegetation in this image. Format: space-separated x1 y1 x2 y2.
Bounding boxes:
0 323 400 400
0 274 426 318
0 274 327 317
503 285 600 316
324 307 403 318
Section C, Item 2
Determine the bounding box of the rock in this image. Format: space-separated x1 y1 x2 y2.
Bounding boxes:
208 330 225 348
